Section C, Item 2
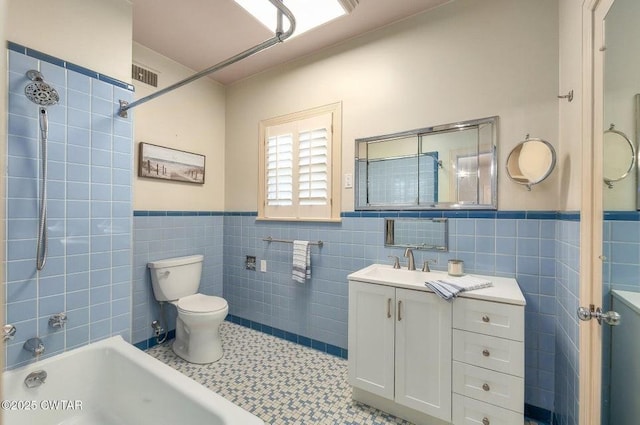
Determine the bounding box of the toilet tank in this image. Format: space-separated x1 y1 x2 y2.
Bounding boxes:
148 255 204 302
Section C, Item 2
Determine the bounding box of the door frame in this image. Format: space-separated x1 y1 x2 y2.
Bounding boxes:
580 0 613 424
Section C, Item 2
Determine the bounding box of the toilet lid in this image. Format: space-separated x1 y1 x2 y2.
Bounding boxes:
177 294 227 314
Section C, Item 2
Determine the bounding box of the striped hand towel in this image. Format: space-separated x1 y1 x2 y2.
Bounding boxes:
292 240 311 283
425 275 492 301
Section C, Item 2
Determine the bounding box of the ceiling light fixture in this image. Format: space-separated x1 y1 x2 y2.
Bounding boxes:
234 0 358 38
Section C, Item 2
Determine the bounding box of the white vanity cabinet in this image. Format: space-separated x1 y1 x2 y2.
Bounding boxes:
348 281 452 422
348 264 525 425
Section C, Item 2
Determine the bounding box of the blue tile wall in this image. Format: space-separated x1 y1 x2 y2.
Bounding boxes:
131 213 224 348
220 211 579 414
553 220 581 425
5 43 133 369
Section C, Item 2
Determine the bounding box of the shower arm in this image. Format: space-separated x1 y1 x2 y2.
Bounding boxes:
118 0 296 118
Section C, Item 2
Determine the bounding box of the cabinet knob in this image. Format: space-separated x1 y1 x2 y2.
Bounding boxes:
482 417 490 425
482 383 490 392
482 349 490 357
482 315 490 323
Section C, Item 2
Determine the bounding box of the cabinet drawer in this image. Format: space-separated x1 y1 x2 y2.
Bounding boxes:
452 394 523 425
452 361 524 413
453 298 523 341
453 330 524 377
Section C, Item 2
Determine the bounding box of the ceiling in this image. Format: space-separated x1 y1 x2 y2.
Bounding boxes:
132 0 452 86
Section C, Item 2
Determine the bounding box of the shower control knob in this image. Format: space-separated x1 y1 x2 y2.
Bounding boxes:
3 324 16 342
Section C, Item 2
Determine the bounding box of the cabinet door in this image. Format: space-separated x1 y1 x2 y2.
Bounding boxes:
348 281 396 399
395 288 452 422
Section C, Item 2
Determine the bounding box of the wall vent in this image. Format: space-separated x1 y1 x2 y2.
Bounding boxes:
132 64 158 87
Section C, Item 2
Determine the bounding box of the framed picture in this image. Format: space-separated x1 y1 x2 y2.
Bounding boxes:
138 142 205 184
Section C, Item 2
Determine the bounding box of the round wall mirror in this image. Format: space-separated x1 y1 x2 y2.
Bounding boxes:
506 137 556 191
603 123 635 189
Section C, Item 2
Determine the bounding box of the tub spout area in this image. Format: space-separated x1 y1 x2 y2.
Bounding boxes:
24 370 48 388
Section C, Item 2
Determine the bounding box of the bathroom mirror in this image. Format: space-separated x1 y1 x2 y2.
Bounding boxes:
355 116 497 210
603 123 635 189
384 218 448 251
505 137 556 191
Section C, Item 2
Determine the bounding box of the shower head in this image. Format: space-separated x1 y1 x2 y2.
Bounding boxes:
24 70 59 106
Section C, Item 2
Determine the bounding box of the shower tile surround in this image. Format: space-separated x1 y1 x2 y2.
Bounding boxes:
4 43 134 368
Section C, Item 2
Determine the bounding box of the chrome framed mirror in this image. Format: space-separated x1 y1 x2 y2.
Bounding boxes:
505 136 556 191
603 123 635 189
355 116 497 210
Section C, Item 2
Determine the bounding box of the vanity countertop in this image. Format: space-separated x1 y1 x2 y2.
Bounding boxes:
348 263 526 306
612 290 640 315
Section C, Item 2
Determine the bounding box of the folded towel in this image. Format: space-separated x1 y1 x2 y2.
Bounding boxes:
425 275 492 301
292 240 311 283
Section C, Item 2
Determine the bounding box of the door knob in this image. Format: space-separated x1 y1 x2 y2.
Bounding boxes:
577 305 621 326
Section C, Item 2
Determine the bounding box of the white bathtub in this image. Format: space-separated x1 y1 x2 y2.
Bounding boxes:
2 336 264 425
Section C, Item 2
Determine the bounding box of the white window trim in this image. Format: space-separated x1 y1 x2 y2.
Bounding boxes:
258 102 342 222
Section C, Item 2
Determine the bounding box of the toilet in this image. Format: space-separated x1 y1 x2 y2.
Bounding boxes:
148 255 228 364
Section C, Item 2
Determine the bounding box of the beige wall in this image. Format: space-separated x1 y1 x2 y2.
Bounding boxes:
7 0 132 82
558 0 585 212
225 0 560 211
132 43 226 211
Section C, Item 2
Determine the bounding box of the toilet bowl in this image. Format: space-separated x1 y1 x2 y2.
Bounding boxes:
148 255 228 364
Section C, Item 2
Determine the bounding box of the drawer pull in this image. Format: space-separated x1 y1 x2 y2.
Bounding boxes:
398 300 403 321
482 383 490 392
387 298 392 318
482 417 490 425
482 349 490 357
482 315 490 323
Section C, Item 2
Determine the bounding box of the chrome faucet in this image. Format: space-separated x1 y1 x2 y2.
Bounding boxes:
23 337 45 357
404 248 415 270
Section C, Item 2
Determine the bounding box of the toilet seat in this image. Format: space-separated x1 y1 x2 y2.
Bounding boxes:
177 293 227 314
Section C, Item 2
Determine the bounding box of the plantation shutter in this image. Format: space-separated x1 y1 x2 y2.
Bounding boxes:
266 132 293 206
263 112 332 219
298 116 330 206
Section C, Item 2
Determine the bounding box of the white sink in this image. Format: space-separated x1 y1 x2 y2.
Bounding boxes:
347 263 446 290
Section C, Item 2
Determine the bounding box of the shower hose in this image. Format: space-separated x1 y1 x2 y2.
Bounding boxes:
36 108 48 271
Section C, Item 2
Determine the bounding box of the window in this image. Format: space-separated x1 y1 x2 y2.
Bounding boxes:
258 103 342 221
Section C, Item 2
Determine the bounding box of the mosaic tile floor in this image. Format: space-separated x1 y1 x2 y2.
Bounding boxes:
146 322 545 425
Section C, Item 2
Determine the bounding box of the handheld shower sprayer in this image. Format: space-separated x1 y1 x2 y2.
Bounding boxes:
39 107 49 140
24 70 59 271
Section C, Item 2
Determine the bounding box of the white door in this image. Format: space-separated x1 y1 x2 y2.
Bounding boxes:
348 280 395 399
582 1 640 423
395 288 452 421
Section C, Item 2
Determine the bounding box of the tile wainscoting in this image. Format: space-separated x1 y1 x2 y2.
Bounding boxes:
131 210 582 422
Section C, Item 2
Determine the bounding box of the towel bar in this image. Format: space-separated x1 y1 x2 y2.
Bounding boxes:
262 236 323 247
